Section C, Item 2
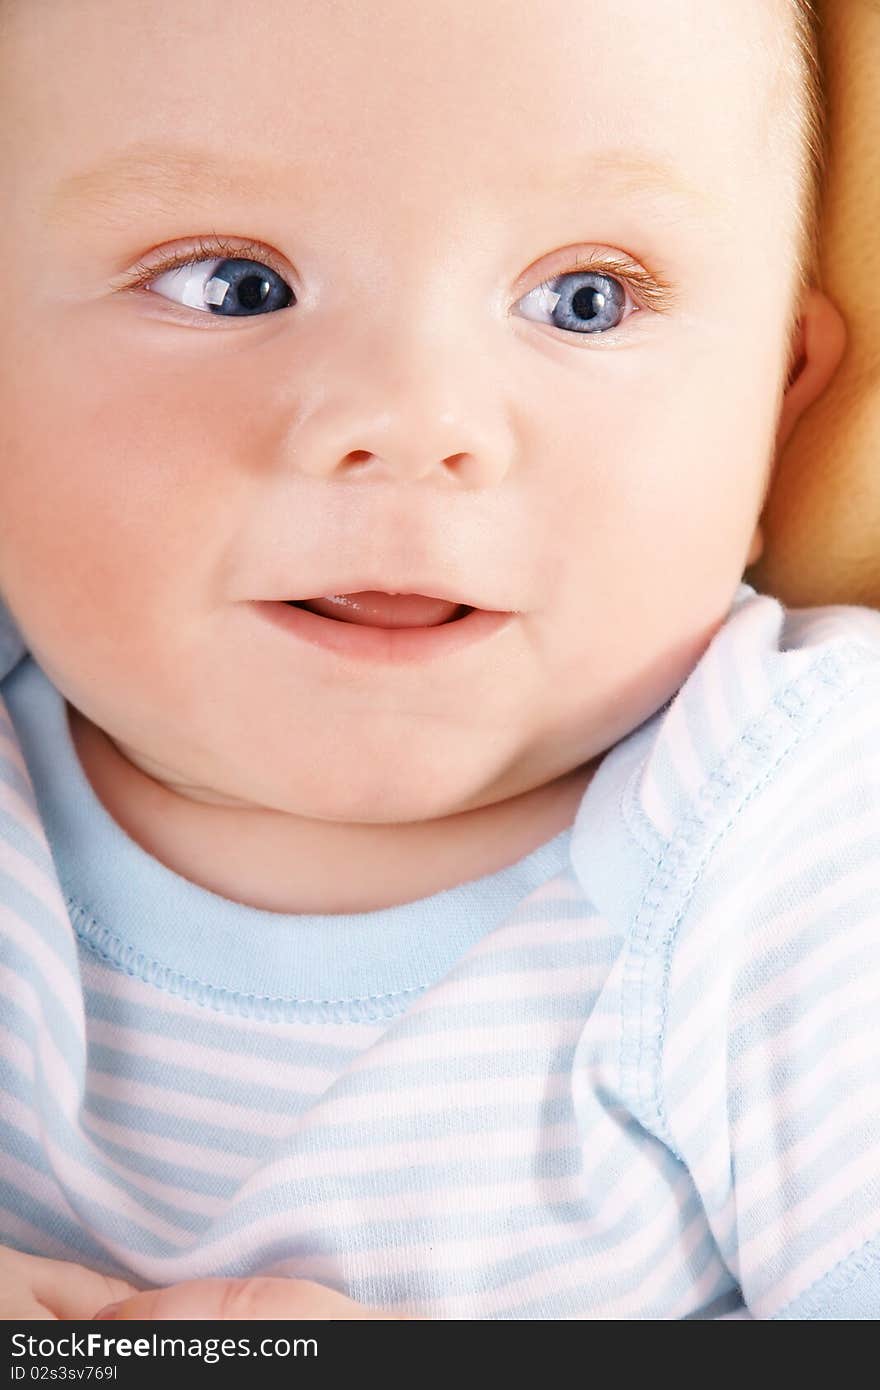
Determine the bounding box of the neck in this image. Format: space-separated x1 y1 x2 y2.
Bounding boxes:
66 703 599 914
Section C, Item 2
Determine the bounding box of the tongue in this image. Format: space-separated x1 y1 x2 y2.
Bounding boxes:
298 591 465 628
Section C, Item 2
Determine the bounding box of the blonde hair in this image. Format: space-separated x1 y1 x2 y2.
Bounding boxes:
770 0 826 387
789 0 826 295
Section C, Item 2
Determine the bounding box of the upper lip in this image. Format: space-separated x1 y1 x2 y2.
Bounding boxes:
260 573 510 612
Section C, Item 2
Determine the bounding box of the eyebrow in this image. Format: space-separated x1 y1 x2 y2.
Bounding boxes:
45 144 282 226
531 150 716 216
46 139 716 226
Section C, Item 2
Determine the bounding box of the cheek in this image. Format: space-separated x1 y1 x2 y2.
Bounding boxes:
537 356 775 679
0 319 250 674
534 369 744 590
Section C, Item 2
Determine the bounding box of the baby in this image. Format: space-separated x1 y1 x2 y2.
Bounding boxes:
1 0 878 1322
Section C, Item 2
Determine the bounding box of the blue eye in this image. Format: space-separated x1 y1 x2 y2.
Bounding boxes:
147 256 295 316
515 271 632 335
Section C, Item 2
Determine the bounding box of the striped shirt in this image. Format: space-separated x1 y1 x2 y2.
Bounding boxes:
0 580 879 1319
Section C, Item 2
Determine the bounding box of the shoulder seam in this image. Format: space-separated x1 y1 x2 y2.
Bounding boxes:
618 640 876 1152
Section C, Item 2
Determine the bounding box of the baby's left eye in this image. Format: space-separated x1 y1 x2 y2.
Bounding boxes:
514 271 634 336
147 256 295 316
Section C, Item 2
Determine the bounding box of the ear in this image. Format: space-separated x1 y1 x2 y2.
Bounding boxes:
775 287 847 454
746 289 847 572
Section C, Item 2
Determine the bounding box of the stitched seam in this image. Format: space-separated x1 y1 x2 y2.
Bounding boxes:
620 643 874 1151
70 898 427 1024
771 1233 880 1319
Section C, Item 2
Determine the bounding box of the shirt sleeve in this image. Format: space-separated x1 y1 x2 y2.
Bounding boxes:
627 648 880 1319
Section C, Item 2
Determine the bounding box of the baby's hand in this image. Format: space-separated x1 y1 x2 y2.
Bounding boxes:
95 1276 421 1321
0 1245 139 1320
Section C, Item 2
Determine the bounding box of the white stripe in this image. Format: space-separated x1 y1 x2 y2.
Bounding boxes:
237 1120 581 1199
701 634 739 760
83 1059 574 1133
660 686 706 803
731 907 880 1044
663 965 737 1081
408 964 608 1005
667 840 879 1067
413 1176 704 1319
0 823 62 909
0 1020 35 1083
639 757 677 840
1 1010 204 1242
0 759 43 837
267 1177 720 1315
0 1146 117 1246
0 1084 226 1220
80 958 386 1046
37 1172 595 1288
733 1075 880 1221
665 904 879 1108
741 1147 880 1317
0 1207 88 1264
38 1130 200 1246
85 1070 308 1137
471 911 612 954
731 954 880 1084
0 907 84 1029
80 1109 255 1181
87 1019 341 1095
667 777 879 1006
730 1025 878 1161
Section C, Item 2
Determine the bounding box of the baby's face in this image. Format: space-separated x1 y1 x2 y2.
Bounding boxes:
0 0 804 825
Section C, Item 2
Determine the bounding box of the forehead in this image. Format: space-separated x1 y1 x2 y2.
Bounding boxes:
7 0 788 242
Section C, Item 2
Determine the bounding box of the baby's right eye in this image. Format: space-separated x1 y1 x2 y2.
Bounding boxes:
147 256 296 317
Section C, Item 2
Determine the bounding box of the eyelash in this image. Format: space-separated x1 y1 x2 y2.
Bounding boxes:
563 250 677 316
115 234 288 293
114 234 677 329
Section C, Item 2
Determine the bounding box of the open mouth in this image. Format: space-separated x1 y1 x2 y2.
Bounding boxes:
253 594 513 664
283 592 475 629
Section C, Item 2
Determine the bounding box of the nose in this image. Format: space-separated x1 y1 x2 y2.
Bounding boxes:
275 320 517 488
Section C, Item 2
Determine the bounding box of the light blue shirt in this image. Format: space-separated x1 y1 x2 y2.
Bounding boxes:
0 582 879 1318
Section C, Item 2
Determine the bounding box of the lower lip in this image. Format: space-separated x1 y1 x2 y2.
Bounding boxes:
251 600 516 665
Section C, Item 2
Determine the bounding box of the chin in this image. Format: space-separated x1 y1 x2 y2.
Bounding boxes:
285 756 503 826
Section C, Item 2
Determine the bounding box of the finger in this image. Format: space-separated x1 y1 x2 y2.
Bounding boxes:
0 1247 140 1321
107 1276 406 1321
0 1297 56 1321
